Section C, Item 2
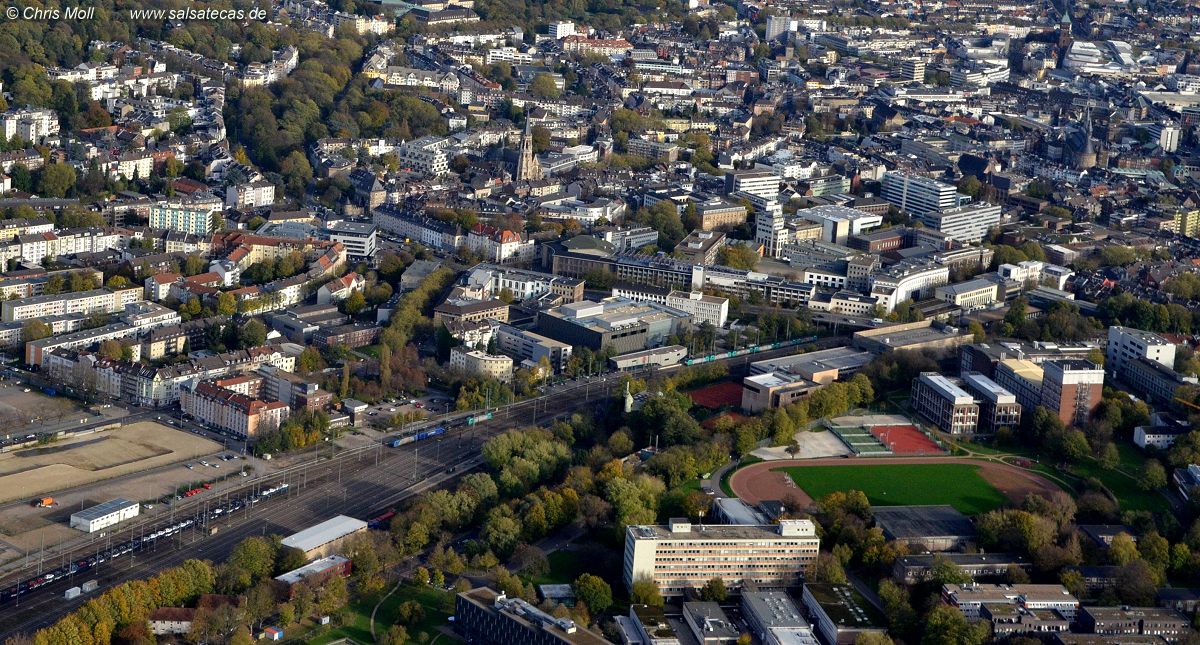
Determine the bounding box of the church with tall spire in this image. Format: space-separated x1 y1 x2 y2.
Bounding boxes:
515 119 543 181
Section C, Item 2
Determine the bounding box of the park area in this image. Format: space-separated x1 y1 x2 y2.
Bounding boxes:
730 457 1064 515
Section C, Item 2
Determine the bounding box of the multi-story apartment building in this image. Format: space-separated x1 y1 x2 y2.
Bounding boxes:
917 203 1002 243
961 372 1022 434
911 373 980 435
623 519 820 596
322 221 377 261
180 379 289 439
373 207 465 252
467 224 535 263
449 346 514 382
2 286 143 323
396 136 451 176
149 195 224 235
881 172 963 215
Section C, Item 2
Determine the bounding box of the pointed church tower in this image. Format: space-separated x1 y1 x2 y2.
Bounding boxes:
515 119 542 181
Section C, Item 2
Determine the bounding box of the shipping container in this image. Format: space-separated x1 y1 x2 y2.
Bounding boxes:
63 587 81 600
81 580 99 593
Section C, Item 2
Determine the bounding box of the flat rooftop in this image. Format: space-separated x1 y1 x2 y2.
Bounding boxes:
280 515 367 552
750 346 873 375
72 498 137 521
919 373 975 405
743 591 810 629
961 372 1016 404
804 584 887 629
872 505 976 538
857 325 966 349
274 555 349 585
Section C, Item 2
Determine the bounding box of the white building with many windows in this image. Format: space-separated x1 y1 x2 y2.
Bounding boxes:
881 172 964 215
918 202 1002 243
149 195 223 235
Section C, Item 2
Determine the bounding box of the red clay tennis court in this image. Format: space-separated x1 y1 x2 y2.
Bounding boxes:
870 424 942 455
687 381 743 409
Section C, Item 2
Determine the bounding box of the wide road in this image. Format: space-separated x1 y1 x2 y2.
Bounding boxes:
0 337 840 639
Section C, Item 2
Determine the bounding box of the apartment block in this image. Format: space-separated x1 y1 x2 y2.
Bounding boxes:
2 286 143 323
623 519 819 596
449 346 514 382
149 195 223 235
180 379 290 439
910 372 980 435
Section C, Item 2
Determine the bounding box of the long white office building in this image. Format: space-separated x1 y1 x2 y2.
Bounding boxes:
917 202 1002 243
881 172 963 215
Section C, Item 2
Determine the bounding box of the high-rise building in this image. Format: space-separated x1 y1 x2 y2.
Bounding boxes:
1173 209 1200 238
755 200 789 258
1107 326 1176 378
917 202 1002 243
765 14 795 41
1041 360 1105 426
725 170 781 200
881 172 963 216
623 519 819 596
900 59 925 82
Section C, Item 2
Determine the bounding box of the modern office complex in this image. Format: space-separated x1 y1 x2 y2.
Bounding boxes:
917 202 1002 243
623 519 820 596
881 172 964 215
910 372 981 435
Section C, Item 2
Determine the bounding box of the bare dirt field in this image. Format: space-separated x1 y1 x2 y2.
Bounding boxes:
0 422 219 505
729 456 1063 508
752 430 850 460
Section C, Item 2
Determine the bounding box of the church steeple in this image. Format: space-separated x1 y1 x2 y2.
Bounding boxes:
515 119 542 181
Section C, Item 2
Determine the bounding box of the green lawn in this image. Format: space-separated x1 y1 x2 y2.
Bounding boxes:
534 550 590 586
1068 443 1169 513
308 583 458 645
781 463 1009 515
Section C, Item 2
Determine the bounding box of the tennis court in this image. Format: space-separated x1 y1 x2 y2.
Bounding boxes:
829 425 892 456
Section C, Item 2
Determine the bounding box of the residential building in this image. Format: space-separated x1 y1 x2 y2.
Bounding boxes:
622 519 819 596
881 172 963 216
695 198 749 231
917 203 1002 243
317 272 366 305
910 373 980 435
322 221 377 261
313 323 382 349
455 587 612 645
2 287 143 323
149 195 223 235
463 264 583 304
180 379 290 439
1173 209 1200 238
449 346 514 382
467 224 535 263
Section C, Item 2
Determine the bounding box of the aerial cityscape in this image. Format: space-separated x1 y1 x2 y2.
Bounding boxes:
0 0 1199 643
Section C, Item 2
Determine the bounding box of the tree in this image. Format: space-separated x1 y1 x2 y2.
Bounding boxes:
699 577 727 602
530 73 562 99
378 624 409 645
1138 459 1167 491
573 574 612 616
297 345 326 374
97 339 124 361
105 275 130 289
717 244 760 270
340 362 351 398
630 577 664 607
1108 532 1140 566
922 604 988 645
855 634 895 645
238 319 267 348
341 289 366 315
21 319 52 342
37 163 76 198
813 553 848 584
968 321 986 342
1116 559 1160 605
216 292 237 316
183 254 207 277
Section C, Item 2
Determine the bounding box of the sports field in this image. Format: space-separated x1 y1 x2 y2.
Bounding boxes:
781 463 1009 515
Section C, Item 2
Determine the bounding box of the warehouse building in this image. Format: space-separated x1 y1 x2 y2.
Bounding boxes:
70 498 140 533
280 515 368 559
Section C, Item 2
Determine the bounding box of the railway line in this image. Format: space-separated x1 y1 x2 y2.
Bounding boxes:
0 337 830 639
